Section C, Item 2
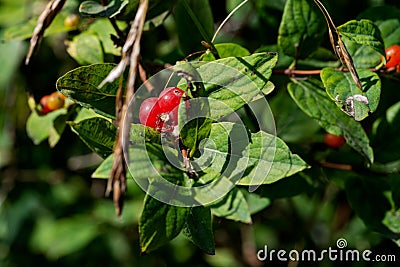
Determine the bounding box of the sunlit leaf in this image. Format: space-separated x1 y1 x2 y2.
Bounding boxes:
198 53 277 119
338 19 385 57
56 63 121 118
200 122 308 186
278 0 325 58
209 187 252 223
288 78 374 162
358 5 400 47
321 68 381 121
66 32 104 65
79 0 129 18
26 107 68 147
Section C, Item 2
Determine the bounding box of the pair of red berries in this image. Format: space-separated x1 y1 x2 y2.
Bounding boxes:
40 91 66 114
139 87 185 132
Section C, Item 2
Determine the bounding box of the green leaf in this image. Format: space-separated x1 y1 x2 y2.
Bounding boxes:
338 19 385 57
358 5 400 47
278 0 325 59
345 176 392 236
66 32 104 65
26 108 68 147
257 172 315 199
371 101 400 163
342 40 382 68
56 63 121 118
240 188 271 215
199 122 308 187
92 154 113 179
127 143 185 194
198 52 278 119
209 187 252 223
288 79 374 162
130 123 161 145
139 195 188 254
182 207 215 255
69 117 116 158
3 11 73 42
238 130 309 186
383 209 400 235
88 19 126 56
30 216 98 260
202 43 250 61
79 0 129 18
174 0 214 54
270 90 321 143
179 97 212 157
321 68 381 121
389 174 400 208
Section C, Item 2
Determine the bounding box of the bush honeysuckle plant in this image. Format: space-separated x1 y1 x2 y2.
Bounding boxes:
6 0 400 256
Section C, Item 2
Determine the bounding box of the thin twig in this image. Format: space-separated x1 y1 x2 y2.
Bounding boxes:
211 0 249 43
109 17 126 42
319 161 353 171
105 0 149 216
25 0 66 65
273 69 322 76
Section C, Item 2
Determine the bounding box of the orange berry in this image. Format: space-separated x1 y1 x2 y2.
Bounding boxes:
64 14 80 28
47 92 65 111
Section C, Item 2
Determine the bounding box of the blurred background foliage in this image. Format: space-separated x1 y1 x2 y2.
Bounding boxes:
1 0 400 266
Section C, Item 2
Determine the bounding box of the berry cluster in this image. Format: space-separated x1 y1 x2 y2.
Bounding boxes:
139 87 185 132
40 91 66 114
385 45 400 72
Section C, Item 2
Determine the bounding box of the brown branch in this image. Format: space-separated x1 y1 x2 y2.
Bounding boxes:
105 0 149 216
319 161 353 171
25 0 66 65
272 69 322 76
272 66 389 77
138 63 154 93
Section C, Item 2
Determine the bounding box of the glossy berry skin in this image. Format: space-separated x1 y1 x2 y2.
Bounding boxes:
139 97 161 129
385 45 400 71
40 95 52 114
157 87 184 113
47 92 65 110
324 133 345 148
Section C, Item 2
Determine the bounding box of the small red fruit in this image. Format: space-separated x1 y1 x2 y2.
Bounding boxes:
324 133 345 148
385 45 400 71
157 87 184 113
139 97 161 129
40 95 52 114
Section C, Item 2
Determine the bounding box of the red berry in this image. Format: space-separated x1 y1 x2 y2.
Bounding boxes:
139 97 161 129
160 107 179 133
324 133 345 148
157 87 184 113
40 95 52 114
385 45 400 71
